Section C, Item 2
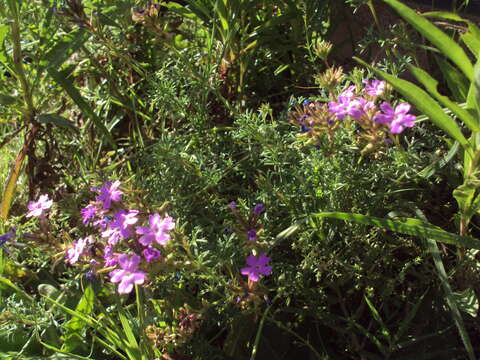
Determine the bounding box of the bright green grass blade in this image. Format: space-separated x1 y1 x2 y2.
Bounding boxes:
62 285 95 352
425 238 475 359
408 64 480 132
312 212 480 249
381 0 473 81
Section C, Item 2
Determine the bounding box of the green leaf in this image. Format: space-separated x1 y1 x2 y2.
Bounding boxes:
453 183 476 219
0 275 34 302
40 30 91 72
474 56 480 118
436 56 469 102
47 68 115 147
408 65 480 132
418 141 460 179
355 57 471 151
381 0 473 81
422 11 480 58
312 211 480 249
0 94 16 106
1 142 28 220
0 24 8 64
37 114 78 132
453 288 479 317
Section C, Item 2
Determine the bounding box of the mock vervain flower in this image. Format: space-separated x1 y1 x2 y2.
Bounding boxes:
364 79 386 96
136 214 175 247
109 254 146 294
26 194 53 218
66 236 93 265
374 102 416 134
247 229 257 241
102 210 138 245
96 181 123 209
104 245 118 267
81 204 97 224
253 203 266 216
143 247 161 263
0 228 15 246
241 253 272 282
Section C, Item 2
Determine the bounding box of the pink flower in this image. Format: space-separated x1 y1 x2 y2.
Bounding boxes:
26 194 53 218
143 247 161 263
329 96 373 121
374 102 416 134
96 181 123 209
241 254 272 282
364 79 386 96
109 254 146 294
103 246 119 267
66 236 93 264
81 204 97 224
136 214 175 247
101 210 138 245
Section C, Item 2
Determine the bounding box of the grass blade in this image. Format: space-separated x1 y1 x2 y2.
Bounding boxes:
381 0 473 81
408 64 479 132
312 211 480 249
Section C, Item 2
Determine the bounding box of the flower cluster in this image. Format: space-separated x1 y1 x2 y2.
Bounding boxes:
227 202 272 284
65 181 175 294
289 79 416 154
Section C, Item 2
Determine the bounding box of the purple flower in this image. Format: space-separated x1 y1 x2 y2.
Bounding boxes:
66 236 93 265
228 201 237 210
0 228 15 246
143 247 161 263
96 181 123 209
247 229 257 241
241 254 272 282
104 246 118 267
81 204 97 224
364 79 386 96
26 194 53 218
374 102 416 134
109 254 146 294
102 210 138 245
329 96 372 121
253 203 266 216
341 85 356 98
136 214 175 247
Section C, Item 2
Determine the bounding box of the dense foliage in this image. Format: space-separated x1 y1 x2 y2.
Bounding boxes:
0 0 480 359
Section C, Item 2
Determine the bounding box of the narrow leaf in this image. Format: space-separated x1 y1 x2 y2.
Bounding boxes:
37 114 78 132
0 94 16 106
382 0 473 81
312 211 480 249
0 24 8 64
408 65 479 132
0 275 34 302
48 68 115 147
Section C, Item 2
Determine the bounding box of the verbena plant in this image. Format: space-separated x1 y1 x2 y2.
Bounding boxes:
315 0 480 358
